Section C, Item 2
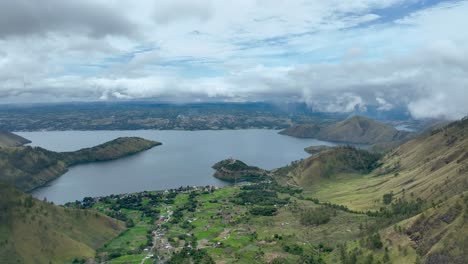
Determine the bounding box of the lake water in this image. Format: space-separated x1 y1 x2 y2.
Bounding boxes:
17 130 336 204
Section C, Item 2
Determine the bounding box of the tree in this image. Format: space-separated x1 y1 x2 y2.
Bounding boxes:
383 193 393 205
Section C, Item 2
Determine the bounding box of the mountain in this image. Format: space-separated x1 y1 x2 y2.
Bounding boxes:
279 124 322 138
276 117 468 210
273 117 468 263
0 182 124 263
212 158 268 182
0 131 30 148
0 137 161 192
279 116 413 145
275 146 382 187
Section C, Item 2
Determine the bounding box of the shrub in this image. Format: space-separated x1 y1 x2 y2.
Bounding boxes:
300 208 331 226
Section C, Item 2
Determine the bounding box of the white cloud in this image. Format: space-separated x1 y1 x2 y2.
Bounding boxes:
0 0 467 120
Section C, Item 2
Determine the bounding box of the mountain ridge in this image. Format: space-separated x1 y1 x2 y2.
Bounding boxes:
280 116 413 145
0 131 31 148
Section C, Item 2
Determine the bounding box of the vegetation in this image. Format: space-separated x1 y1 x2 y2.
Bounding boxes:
1 116 467 263
212 159 268 182
0 182 124 263
299 208 331 226
280 116 413 145
0 137 160 191
0 131 30 148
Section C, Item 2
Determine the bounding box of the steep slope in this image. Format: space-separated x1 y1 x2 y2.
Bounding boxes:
0 137 161 191
0 131 31 147
278 124 322 138
275 146 381 188
375 193 468 264
0 182 124 263
279 116 413 145
276 117 468 211
319 116 412 144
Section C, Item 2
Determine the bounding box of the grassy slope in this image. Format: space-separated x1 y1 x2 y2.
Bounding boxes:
279 116 412 145
278 118 468 211
350 193 468 264
0 137 161 191
279 124 323 138
0 131 31 148
0 182 124 263
319 116 411 144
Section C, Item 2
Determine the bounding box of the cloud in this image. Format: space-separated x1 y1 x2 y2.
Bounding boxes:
153 0 214 24
0 0 136 38
0 0 467 120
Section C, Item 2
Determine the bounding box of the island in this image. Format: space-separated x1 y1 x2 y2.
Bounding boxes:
212 158 268 182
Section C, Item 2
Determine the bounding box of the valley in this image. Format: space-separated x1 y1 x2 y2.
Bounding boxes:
1 116 467 264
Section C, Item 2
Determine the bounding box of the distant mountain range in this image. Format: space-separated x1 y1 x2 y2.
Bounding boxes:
280 116 414 146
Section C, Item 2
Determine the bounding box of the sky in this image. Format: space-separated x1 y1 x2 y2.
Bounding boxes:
0 0 467 119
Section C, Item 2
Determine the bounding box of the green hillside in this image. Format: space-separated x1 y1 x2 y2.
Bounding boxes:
279 124 323 138
0 137 161 191
0 131 31 148
279 116 413 145
276 117 468 211
0 182 124 263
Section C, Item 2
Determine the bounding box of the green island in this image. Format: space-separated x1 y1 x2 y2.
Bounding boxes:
212 159 268 182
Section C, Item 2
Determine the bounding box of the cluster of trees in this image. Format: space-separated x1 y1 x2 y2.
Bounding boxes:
368 198 423 219
249 206 277 216
319 146 382 178
299 207 331 226
168 248 215 264
233 188 289 206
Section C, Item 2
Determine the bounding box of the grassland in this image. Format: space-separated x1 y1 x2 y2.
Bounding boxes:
279 116 412 145
0 182 124 263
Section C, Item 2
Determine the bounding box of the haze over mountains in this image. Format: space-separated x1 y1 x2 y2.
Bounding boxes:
280 116 413 145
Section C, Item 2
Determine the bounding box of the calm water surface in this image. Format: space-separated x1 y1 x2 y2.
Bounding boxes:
17 130 336 204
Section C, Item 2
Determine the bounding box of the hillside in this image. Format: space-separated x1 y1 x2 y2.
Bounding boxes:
274 146 381 187
304 145 331 155
0 182 124 263
212 159 268 182
0 131 31 148
275 117 468 211
0 137 161 191
279 116 413 145
278 124 322 138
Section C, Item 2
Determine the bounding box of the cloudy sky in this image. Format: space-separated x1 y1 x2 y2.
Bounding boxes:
0 0 467 119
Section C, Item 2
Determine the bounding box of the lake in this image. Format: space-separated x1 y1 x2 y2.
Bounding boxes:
17 130 336 204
